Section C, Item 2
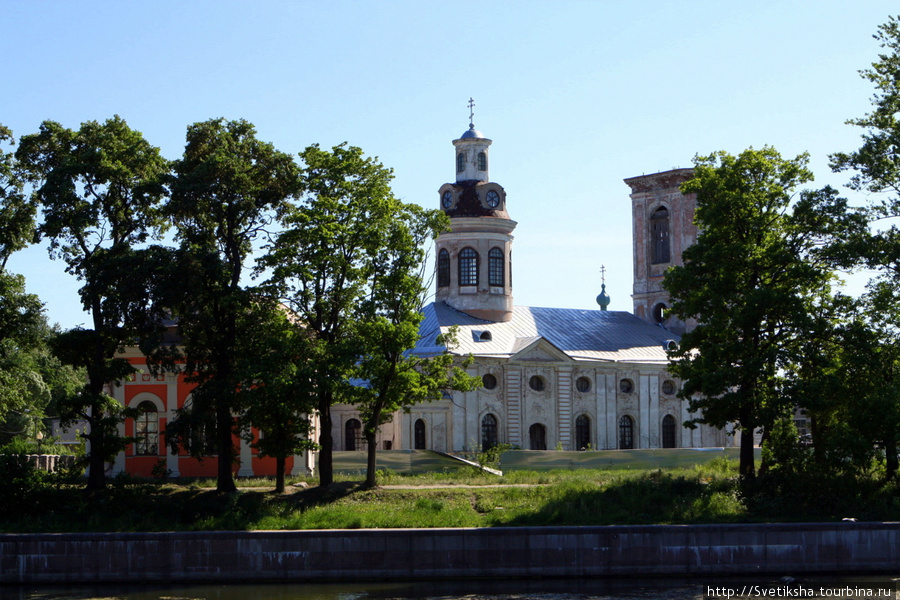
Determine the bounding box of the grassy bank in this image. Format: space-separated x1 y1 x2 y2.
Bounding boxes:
2 458 898 533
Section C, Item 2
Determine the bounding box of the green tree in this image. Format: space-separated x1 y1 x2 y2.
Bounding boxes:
353 205 480 488
235 300 318 493
831 16 900 207
0 125 36 270
665 147 865 478
16 116 170 490
165 118 299 493
262 143 402 487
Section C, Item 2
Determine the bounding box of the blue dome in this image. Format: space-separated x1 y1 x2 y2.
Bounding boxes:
460 125 484 139
596 283 611 310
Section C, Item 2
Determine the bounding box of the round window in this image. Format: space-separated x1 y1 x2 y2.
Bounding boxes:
575 376 591 393
662 379 676 395
529 375 545 392
619 378 634 394
482 373 497 390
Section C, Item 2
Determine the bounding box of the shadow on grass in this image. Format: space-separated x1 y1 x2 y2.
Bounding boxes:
501 470 746 526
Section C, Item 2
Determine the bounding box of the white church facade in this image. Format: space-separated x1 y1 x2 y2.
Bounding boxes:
330 120 731 454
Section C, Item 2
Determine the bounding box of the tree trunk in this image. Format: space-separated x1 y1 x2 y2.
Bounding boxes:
318 394 333 487
364 428 378 489
885 434 898 481
216 406 237 493
275 456 286 493
739 427 756 479
86 403 106 491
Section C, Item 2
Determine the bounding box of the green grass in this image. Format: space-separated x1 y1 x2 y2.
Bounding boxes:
2 458 898 533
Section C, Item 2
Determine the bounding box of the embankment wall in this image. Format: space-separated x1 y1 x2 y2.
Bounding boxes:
2 522 897 584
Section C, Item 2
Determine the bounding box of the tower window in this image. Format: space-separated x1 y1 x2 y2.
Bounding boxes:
438 249 450 287
650 206 670 264
652 302 667 324
488 248 504 286
457 153 465 173
477 151 487 171
459 247 478 286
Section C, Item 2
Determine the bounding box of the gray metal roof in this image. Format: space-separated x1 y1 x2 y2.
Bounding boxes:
415 302 679 364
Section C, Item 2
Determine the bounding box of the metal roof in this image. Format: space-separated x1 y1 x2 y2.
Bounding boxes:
415 302 679 364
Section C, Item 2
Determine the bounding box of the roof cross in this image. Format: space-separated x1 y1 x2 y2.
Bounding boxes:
468 97 475 128
600 264 607 284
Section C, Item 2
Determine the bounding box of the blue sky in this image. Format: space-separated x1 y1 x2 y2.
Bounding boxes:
2 1 896 329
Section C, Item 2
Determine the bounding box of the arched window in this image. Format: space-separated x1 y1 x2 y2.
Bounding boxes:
619 415 635 449
459 247 478 286
438 249 450 287
345 418 363 451
135 401 159 456
481 414 498 451
477 151 487 171
652 302 668 324
414 419 426 450
488 247 504 286
457 153 465 173
529 423 547 450
662 414 677 448
650 206 670 264
576 415 591 451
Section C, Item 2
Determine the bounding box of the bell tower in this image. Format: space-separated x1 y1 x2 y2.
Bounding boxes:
434 100 517 322
624 168 697 335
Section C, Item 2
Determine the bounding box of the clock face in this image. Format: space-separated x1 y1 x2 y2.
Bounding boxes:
486 190 500 208
441 191 453 208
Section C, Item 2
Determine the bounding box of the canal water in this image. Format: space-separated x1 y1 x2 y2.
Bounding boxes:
7 577 899 600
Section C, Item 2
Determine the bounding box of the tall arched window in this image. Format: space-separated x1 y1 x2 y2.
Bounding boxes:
438 249 450 287
457 153 465 173
414 419 426 450
135 401 158 456
529 423 547 450
345 418 363 451
619 415 635 450
481 414 498 451
650 206 670 264
459 247 478 286
488 247 504 286
477 151 487 171
662 414 677 449
575 415 591 451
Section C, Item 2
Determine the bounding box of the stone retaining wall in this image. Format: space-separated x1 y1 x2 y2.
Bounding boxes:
2 523 898 584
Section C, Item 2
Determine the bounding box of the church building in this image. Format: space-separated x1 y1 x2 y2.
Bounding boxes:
109 115 730 478
330 119 730 454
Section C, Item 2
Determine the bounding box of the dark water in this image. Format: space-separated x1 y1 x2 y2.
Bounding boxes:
7 577 900 600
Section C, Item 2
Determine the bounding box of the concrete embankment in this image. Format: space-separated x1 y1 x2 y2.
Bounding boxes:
2 522 898 583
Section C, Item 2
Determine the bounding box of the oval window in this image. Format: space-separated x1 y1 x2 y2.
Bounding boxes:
482 373 497 390
529 375 545 392
619 378 634 394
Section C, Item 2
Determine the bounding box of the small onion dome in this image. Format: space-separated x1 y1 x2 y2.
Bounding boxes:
460 123 484 139
596 283 611 311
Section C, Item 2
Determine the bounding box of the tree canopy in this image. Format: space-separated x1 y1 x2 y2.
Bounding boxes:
16 116 171 490
665 147 865 478
164 118 300 493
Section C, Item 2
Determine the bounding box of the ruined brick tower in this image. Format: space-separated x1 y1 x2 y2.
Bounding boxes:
624 168 697 335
